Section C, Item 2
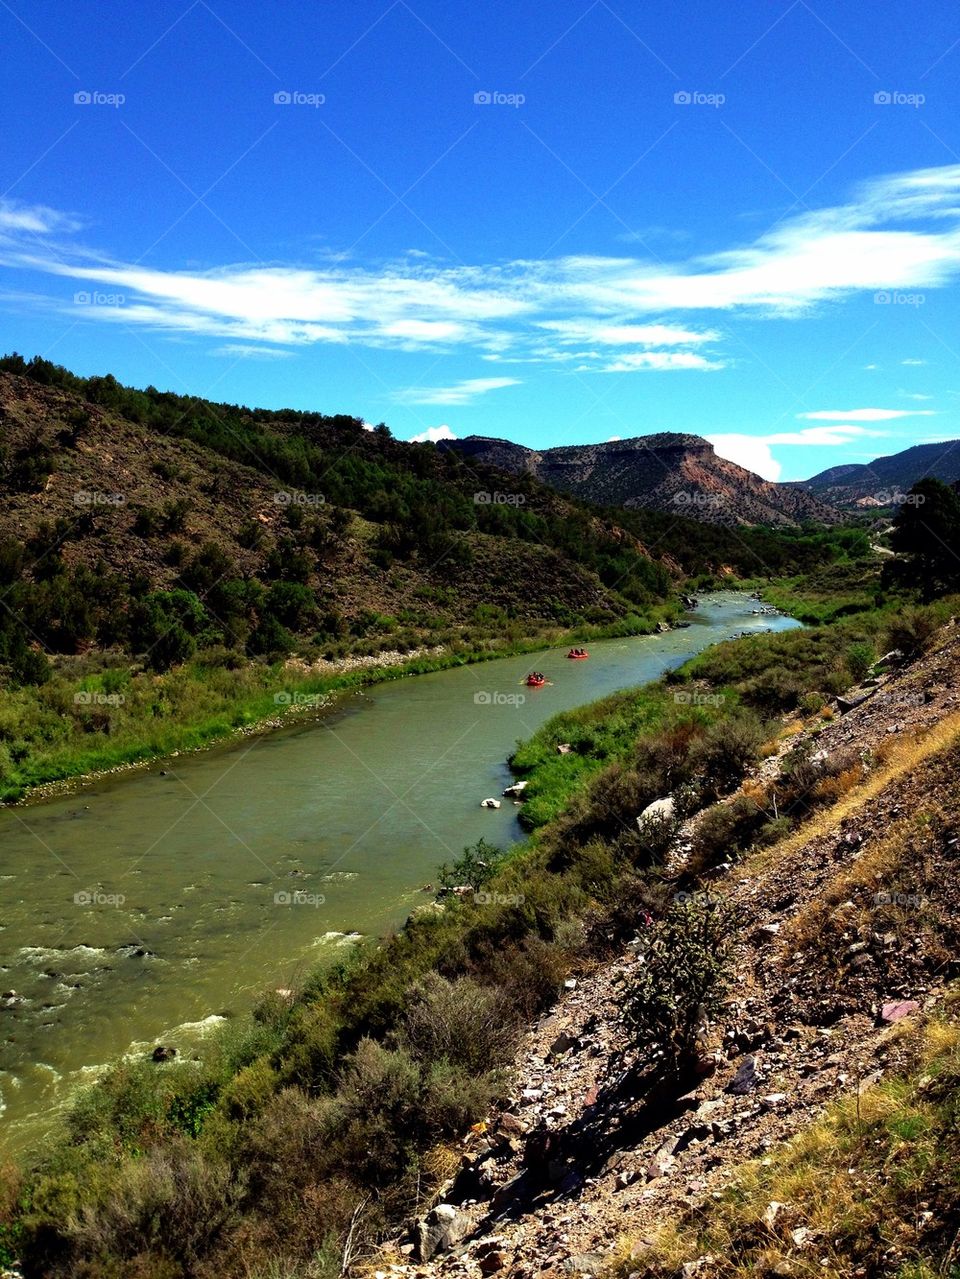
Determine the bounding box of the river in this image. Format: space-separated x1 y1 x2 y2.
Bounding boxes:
0 592 798 1153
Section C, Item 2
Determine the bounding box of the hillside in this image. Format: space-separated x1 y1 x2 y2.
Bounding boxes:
0 357 681 675
384 612 960 1279
802 437 960 507
441 434 841 528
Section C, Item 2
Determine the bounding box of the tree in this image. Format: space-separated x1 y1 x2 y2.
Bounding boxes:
887 479 960 599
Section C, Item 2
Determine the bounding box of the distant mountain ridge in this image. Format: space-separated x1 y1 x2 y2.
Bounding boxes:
441 433 841 527
801 439 960 507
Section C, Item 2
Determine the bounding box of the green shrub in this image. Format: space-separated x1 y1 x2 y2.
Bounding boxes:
845 641 875 682
621 896 740 1075
399 972 518 1074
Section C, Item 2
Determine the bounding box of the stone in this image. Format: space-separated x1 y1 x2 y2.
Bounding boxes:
728 1055 760 1095
413 1204 469 1262
502 780 528 797
479 1251 508 1273
637 796 675 827
498 1112 526 1135
557 743 573 754
550 1031 579 1056
762 1201 786 1229
563 1252 605 1275
761 1093 788 1110
480 798 501 809
151 1045 177 1063
880 999 920 1024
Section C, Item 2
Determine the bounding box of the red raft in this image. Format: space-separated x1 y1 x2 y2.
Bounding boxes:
526 674 547 687
566 650 589 659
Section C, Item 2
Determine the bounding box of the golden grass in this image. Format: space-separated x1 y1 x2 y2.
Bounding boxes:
738 709 960 884
607 1007 960 1279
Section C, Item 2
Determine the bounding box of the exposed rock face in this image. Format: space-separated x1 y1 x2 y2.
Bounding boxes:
441 434 840 527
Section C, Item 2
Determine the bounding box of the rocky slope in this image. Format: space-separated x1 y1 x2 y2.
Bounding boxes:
385 620 960 1279
801 438 960 508
441 436 841 528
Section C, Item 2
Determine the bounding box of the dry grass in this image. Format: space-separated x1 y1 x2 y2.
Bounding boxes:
738 710 960 883
608 1011 960 1279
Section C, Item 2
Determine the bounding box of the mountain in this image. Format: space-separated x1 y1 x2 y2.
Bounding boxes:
441 433 841 527
802 438 960 507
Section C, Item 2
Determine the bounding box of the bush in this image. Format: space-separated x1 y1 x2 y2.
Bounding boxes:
687 711 767 797
845 641 874 683
399 973 518 1075
621 896 740 1076
886 606 941 658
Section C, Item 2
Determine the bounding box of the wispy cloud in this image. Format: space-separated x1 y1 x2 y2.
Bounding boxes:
798 408 937 421
394 377 520 406
4 165 960 376
211 343 293 360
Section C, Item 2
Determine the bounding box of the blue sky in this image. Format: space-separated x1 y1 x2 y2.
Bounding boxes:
2 0 960 480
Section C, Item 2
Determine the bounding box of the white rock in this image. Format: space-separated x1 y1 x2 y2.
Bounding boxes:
480 798 501 809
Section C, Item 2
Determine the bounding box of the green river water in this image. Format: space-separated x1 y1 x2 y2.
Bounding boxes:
0 592 798 1154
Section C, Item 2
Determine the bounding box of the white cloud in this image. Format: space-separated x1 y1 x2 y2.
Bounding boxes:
211 343 293 359
709 434 782 480
394 377 520 406
407 424 458 443
709 424 883 481
4 163 960 377
0 199 81 236
537 319 720 346
901 358 927 365
798 408 936 421
582 350 725 372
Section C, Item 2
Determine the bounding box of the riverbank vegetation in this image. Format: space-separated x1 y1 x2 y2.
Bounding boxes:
0 355 873 804
6 554 951 1277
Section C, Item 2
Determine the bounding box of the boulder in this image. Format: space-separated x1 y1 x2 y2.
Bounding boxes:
728 1055 760 1095
413 1204 470 1262
502 780 528 797
638 796 675 827
151 1045 177 1063
875 649 903 670
480 798 501 809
